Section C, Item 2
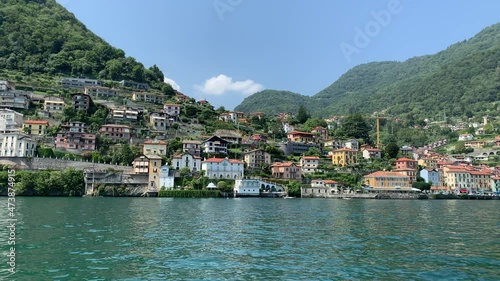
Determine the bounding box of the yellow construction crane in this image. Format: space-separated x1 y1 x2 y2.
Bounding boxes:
375 116 390 148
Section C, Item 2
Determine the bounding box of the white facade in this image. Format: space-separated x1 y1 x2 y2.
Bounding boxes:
202 158 244 179
172 153 202 172
0 133 37 157
159 165 175 190
0 109 23 132
233 179 261 196
344 139 359 150
362 148 382 159
163 104 181 117
44 97 65 113
458 134 474 141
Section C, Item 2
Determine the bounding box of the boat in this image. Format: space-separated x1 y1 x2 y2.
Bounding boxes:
283 196 295 199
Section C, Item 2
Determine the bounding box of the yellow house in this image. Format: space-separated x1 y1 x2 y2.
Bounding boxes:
22 120 49 135
363 171 411 189
331 148 359 167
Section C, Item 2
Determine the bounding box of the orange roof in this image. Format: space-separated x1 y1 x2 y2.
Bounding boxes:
24 120 49 125
365 148 381 152
173 154 201 159
203 157 244 164
271 161 296 167
302 156 320 160
164 103 180 106
364 171 409 178
287 130 313 136
144 139 167 145
324 180 338 184
469 171 492 176
396 158 417 162
333 148 358 152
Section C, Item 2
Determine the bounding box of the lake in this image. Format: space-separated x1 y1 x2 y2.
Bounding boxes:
1 198 499 280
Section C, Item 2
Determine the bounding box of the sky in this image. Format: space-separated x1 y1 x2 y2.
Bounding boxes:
57 0 500 110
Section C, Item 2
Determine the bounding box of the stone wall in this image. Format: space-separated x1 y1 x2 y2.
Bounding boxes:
0 156 133 172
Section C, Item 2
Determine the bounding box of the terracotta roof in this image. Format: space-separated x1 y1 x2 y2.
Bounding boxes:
101 124 130 128
324 180 338 184
203 157 244 164
469 171 492 176
24 120 49 125
271 161 296 167
364 171 409 178
287 130 313 136
144 139 167 145
183 140 201 144
302 156 320 160
332 148 358 152
365 148 381 152
396 158 417 162
173 154 201 159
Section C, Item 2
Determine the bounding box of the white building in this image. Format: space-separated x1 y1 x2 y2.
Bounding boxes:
202 136 229 155
44 96 65 113
159 165 175 190
163 104 181 117
202 157 244 180
344 139 359 150
172 153 202 172
233 179 261 196
362 148 382 159
458 134 474 141
300 156 320 174
0 133 37 157
0 109 23 132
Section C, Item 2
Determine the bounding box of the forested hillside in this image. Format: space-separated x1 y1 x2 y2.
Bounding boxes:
0 0 172 93
235 23 500 120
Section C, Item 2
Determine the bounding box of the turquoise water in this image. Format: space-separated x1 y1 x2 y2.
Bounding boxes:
0 198 499 280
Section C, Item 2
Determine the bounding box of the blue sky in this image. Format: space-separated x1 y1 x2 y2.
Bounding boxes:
57 0 500 110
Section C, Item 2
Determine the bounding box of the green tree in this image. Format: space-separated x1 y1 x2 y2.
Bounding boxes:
384 141 399 159
340 113 371 143
297 105 310 124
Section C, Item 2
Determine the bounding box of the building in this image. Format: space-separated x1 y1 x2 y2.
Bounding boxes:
202 136 229 155
146 155 163 192
496 136 500 147
458 134 474 141
61 78 103 89
159 165 175 190
363 171 411 189
182 140 202 157
362 148 382 159
22 120 49 135
278 141 321 156
214 129 243 144
395 158 418 182
132 156 149 174
84 86 120 98
172 153 202 172
418 158 438 169
99 124 131 140
0 109 23 132
119 80 149 90
331 148 359 167
163 104 181 117
287 130 314 143
0 81 15 91
300 156 320 174
202 157 245 180
492 176 500 192
143 139 167 156
131 92 164 104
112 107 139 122
44 96 65 113
400 145 415 156
323 138 344 151
311 126 329 140
244 149 272 170
0 133 37 157
72 93 91 111
149 112 174 131
55 121 96 152
0 91 30 110
302 179 341 197
271 162 302 180
419 168 440 187
344 139 359 150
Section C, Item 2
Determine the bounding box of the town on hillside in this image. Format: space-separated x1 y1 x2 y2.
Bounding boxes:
0 78 499 197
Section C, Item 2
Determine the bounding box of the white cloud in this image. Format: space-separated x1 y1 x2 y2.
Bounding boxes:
194 74 263 97
164 77 180 91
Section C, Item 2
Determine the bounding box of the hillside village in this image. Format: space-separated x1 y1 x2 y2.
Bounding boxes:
0 77 499 197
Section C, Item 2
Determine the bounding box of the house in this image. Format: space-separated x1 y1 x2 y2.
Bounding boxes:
219 112 238 123
182 140 202 157
22 120 49 135
492 176 500 192
464 140 488 148
233 179 262 197
172 153 202 172
61 77 102 89
84 86 120 98
458 134 474 141
344 139 359 150
250 134 267 143
278 141 321 156
331 148 359 167
0 133 37 157
112 107 139 122
149 112 174 131
143 139 167 156
214 129 243 144
249 112 265 119
363 171 411 189
119 80 149 90
55 122 96 152
0 80 15 91
202 136 229 155
163 104 181 117
202 157 244 179
302 179 340 197
159 165 175 190
271 162 302 180
0 109 23 132
131 92 164 104
394 158 418 182
99 124 131 140
133 155 149 174
44 96 65 113
0 91 30 110
443 166 492 193
282 122 295 133
300 156 320 174
287 130 314 143
417 158 438 169
419 169 440 186
362 148 382 159
132 154 163 191
311 126 328 140
72 93 91 111
244 149 272 170
400 145 414 156
323 138 344 151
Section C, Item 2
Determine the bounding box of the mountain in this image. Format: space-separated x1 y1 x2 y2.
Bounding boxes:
233 90 313 115
0 0 172 93
235 23 500 119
